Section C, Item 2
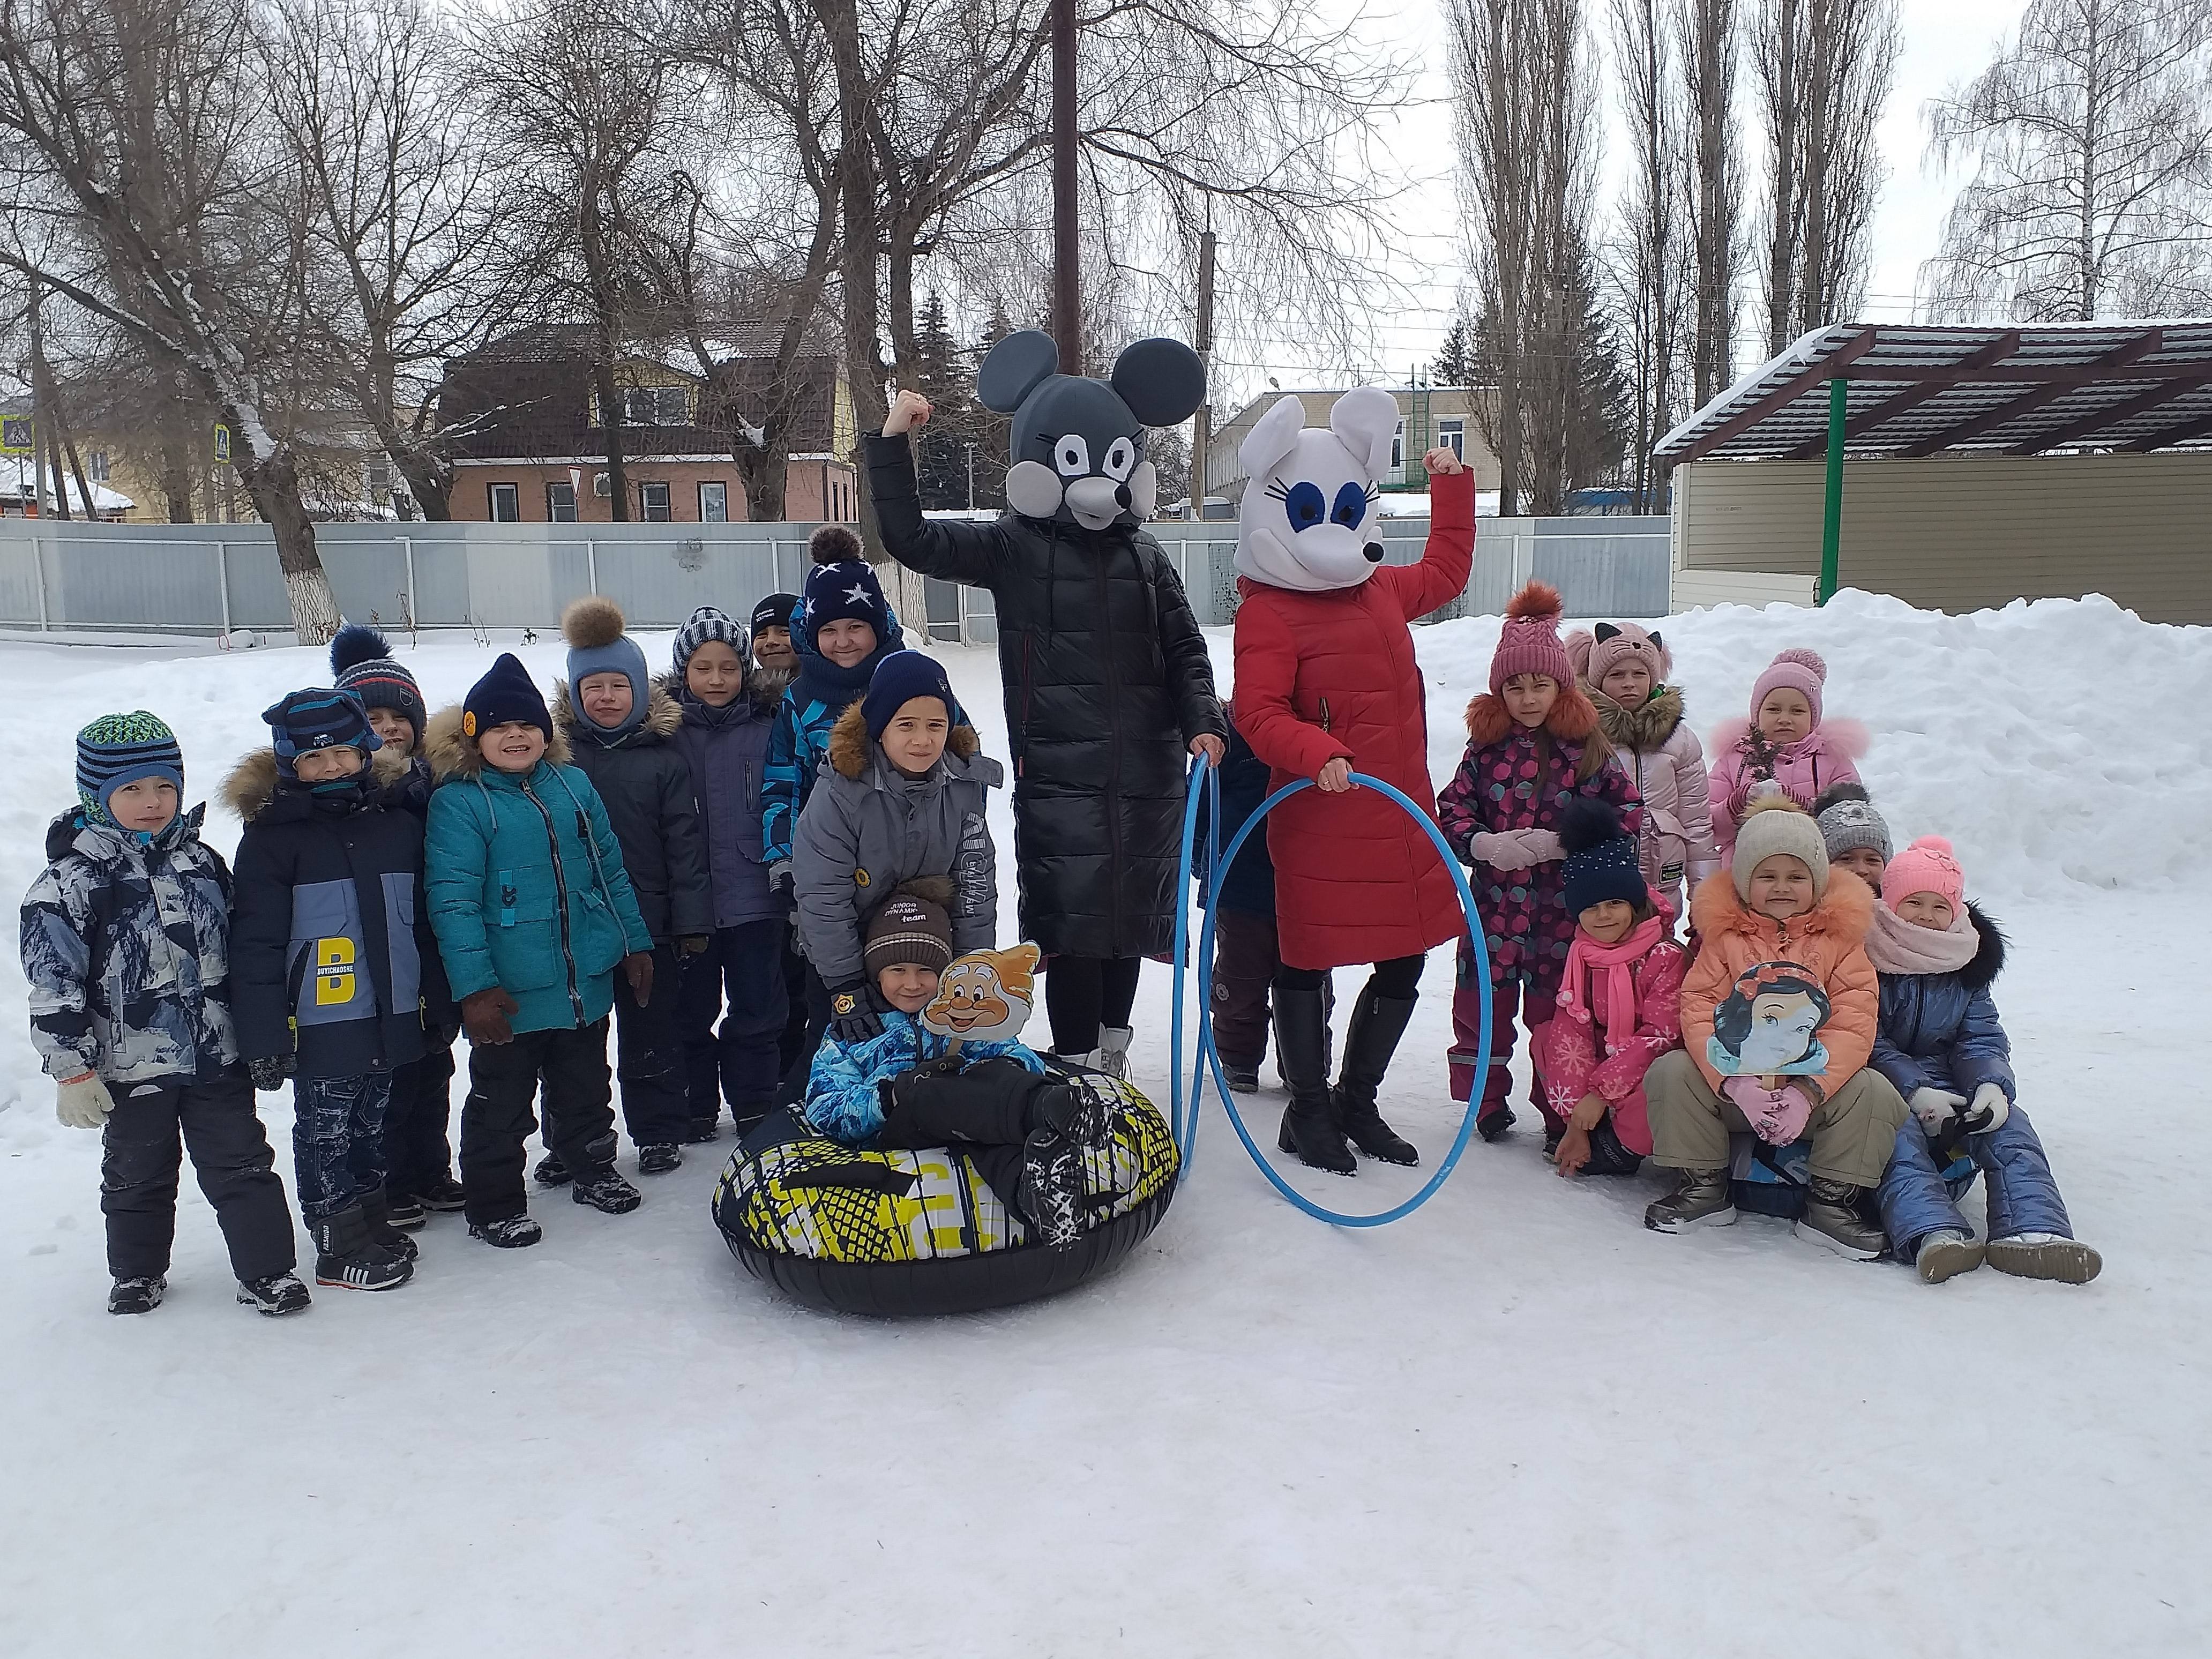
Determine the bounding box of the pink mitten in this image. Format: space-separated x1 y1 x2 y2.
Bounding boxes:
1722 1075 1809 1145
1519 828 1564 864
1470 831 1534 872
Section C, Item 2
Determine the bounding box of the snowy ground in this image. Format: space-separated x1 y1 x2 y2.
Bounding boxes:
2 594 2208 1657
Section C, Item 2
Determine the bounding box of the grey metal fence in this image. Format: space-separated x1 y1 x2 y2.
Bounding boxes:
0 513 1670 639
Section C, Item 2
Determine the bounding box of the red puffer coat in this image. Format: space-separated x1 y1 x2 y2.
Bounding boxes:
1231 468 1475 969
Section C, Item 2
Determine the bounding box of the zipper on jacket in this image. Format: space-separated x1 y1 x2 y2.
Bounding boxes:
1018 634 1035 780
521 776 585 1025
1095 534 1125 948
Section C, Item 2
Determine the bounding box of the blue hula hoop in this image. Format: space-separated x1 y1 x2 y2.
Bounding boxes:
1169 754 1494 1228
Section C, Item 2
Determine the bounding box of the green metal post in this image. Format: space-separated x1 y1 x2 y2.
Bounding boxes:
1818 375 1845 604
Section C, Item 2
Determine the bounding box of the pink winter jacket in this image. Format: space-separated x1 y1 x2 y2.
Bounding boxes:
1532 918 1687 1155
1589 684 1720 894
1707 716 1869 860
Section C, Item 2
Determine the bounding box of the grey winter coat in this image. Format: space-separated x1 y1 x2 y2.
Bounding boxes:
791 702 1002 987
20 803 240 1085
666 673 779 930
551 680 714 944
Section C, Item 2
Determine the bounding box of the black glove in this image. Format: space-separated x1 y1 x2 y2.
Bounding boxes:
827 978 887 1045
677 935 711 957
246 1053 295 1092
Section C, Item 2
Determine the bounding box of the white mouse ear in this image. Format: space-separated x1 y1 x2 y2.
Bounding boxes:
1238 394 1307 482
1329 386 1400 480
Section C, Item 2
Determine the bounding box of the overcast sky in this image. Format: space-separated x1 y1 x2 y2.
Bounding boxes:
1217 0 2031 395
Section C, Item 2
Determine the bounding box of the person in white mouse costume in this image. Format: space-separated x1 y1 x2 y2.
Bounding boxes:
1228 388 1474 1175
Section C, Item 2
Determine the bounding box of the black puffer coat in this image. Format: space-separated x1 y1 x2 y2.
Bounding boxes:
866 434 1226 959
550 681 714 944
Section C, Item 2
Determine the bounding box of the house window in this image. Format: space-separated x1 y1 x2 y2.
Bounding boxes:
488 482 521 521
1390 420 1404 471
87 450 110 483
547 481 578 521
639 480 671 521
622 385 690 425
364 460 392 501
1439 419 1465 460
698 481 728 522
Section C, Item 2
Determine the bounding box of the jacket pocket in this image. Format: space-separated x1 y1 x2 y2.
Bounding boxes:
486 867 561 992
573 887 626 977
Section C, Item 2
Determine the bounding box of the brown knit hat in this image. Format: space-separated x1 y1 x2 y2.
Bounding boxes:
864 893 953 975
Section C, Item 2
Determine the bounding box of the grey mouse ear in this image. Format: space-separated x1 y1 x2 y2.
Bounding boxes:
1110 338 1206 427
977 330 1059 414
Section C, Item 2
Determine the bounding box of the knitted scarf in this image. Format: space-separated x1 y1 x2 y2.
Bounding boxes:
1554 914 1668 1052
1864 902 1979 975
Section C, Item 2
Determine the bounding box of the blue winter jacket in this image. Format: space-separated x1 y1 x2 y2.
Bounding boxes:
760 602 905 868
421 708 653 1035
803 1008 1043 1145
1190 713 1277 917
667 673 779 930
1870 903 2015 1104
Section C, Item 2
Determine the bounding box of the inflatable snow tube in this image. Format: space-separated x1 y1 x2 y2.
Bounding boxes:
710 1066 1179 1317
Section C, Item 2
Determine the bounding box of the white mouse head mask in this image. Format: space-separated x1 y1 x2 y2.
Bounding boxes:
1234 387 1399 593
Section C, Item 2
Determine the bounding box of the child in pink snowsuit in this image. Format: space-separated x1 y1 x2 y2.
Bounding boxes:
1530 799 1686 1176
1708 648 1868 861
1436 582 1641 1140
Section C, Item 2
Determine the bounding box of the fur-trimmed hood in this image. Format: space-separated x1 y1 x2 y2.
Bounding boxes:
1463 681 1601 748
220 745 410 823
1690 858 1874 952
550 678 684 746
422 703 572 783
826 699 983 782
1961 899 2007 989
1709 713 1871 766
1589 682 1685 752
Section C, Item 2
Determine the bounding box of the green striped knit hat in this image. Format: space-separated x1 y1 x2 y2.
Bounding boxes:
76 712 184 824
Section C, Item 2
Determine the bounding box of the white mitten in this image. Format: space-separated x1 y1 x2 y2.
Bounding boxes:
1964 1082 2011 1135
1470 831 1534 872
1520 828 1564 864
56 1073 114 1130
1909 1086 1965 1134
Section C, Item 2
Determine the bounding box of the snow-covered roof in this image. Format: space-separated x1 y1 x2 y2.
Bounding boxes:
1655 320 2212 464
0 475 134 513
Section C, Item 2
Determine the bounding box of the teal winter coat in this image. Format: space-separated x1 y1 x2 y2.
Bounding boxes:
422 706 653 1035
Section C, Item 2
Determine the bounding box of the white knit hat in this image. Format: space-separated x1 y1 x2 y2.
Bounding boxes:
1731 796 1830 901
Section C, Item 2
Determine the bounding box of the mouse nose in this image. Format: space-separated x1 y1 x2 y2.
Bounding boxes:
1362 542 1385 563
1115 483 1132 510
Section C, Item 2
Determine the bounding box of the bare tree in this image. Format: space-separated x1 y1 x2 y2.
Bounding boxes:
1925 0 2212 320
1610 0 1690 508
0 0 341 637
1451 0 1535 512
1680 0 1740 403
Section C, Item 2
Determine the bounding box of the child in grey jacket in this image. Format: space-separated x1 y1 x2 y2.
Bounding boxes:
791 651 1001 1049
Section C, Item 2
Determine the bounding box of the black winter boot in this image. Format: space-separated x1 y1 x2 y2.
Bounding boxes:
1273 984 1355 1176
415 1173 468 1212
312 1205 413 1291
236 1273 312 1316
1332 987 1420 1166
361 1187 420 1262
1030 1073 1117 1146
1580 1116 1645 1176
1018 1130 1086 1246
1644 1168 1736 1232
108 1275 166 1315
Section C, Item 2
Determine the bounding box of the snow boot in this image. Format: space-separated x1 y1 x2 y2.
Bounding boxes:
384 1191 428 1230
361 1188 420 1262
1096 1026 1133 1081
108 1275 166 1315
1273 984 1355 1176
1580 1116 1645 1177
1053 1048 1103 1072
637 1142 684 1176
1018 1129 1085 1246
1644 1168 1736 1232
236 1272 312 1316
415 1173 467 1212
533 1152 571 1186
1220 1060 1260 1094
312 1205 413 1291
681 1117 722 1145
1333 987 1420 1167
1986 1232 2102 1284
469 1215 543 1249
571 1168 643 1215
1032 1073 1117 1146
1794 1178 1887 1261
1915 1230 1985 1284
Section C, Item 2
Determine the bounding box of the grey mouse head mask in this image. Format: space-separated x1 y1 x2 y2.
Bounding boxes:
978 329 1206 532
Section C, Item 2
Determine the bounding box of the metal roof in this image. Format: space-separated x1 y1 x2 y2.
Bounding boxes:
1654 320 2212 464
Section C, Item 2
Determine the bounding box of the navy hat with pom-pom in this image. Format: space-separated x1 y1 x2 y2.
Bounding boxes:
329 624 425 739
1560 797 1646 918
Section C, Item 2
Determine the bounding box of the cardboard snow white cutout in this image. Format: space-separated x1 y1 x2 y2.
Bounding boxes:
866 330 1228 1067
1709 962 1834 1081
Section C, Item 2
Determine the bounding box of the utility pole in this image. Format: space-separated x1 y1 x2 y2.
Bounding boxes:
1192 227 1215 518
1051 0 1080 369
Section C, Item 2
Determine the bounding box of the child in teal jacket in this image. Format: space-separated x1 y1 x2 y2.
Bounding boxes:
423 653 654 1248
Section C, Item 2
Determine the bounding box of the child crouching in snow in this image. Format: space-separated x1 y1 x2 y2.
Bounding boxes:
1708 648 1867 861
804 894 1114 1245
1436 581 1641 1142
1867 837 2102 1285
21 713 304 1317
1531 801 1686 1178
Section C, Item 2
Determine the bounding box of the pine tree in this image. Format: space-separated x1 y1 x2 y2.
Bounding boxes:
911 294 973 509
966 300 1017 510
1430 314 1476 386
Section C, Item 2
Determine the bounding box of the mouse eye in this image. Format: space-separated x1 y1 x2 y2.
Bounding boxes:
1053 435 1091 477
1102 436 1137 481
1284 481 1325 531
1331 482 1368 527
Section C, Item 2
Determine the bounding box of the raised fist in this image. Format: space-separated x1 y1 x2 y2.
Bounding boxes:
884 390 933 437
1423 447 1464 477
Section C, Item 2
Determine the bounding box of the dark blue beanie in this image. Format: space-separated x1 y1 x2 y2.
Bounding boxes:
464 653 551 743
861 651 957 741
1559 797 1647 919
801 522 890 652
262 687 382 776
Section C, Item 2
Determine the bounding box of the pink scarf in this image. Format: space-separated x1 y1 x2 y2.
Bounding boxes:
1864 902 1978 975
1555 915 1668 1052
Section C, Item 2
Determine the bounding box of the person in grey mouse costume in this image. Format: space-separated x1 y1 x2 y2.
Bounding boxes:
868 330 1228 1073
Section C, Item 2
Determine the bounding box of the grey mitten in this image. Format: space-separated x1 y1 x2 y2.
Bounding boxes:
55 1073 114 1129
